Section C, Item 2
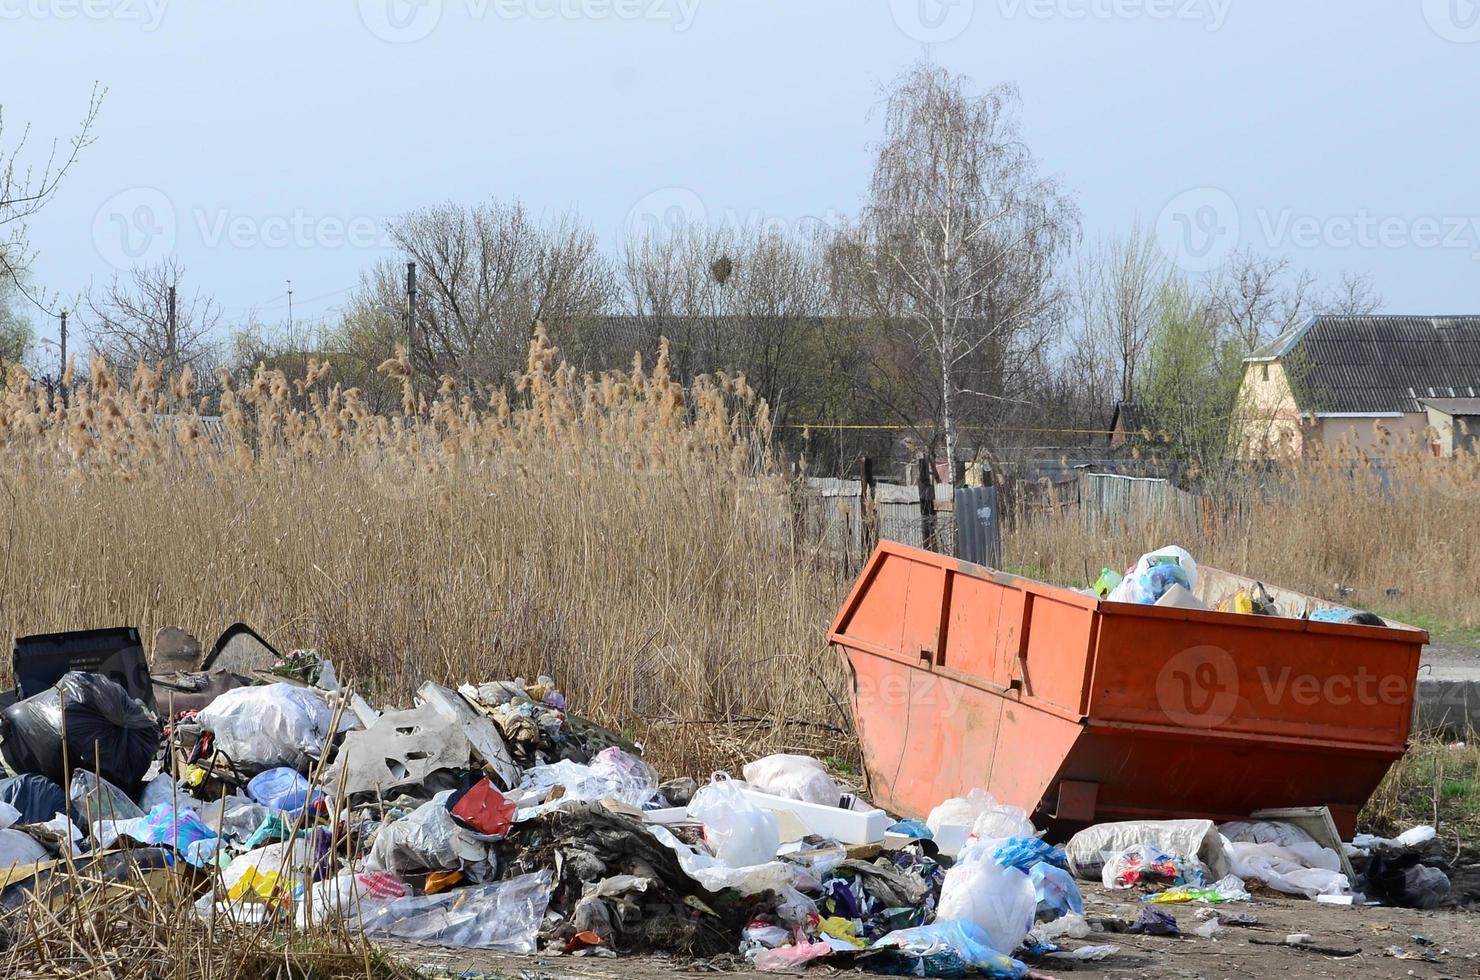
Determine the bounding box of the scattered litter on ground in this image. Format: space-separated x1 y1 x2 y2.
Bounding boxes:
0 603 1466 976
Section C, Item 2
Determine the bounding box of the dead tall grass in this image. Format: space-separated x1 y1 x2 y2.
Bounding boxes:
0 329 853 777
1006 438 1480 632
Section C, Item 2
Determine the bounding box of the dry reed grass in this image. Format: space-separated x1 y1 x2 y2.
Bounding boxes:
0 329 853 779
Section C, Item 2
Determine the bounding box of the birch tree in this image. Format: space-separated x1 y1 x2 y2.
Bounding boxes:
838 65 1077 474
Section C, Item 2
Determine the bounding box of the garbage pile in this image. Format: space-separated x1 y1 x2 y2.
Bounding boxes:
1093 544 1388 626
0 622 1459 976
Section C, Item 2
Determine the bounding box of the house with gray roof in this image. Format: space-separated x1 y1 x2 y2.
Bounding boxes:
1232 315 1480 458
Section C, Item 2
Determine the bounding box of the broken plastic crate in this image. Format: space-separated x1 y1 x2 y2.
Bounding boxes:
830 541 1427 837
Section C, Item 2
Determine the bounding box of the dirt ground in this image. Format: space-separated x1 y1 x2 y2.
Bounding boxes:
385 883 1480 980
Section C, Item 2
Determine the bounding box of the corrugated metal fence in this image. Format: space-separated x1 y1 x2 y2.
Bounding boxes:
1078 472 1205 534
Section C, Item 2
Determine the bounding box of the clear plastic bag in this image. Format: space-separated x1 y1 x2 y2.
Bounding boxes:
70 770 145 833
936 852 1037 956
742 754 841 807
1102 844 1201 890
687 773 781 869
926 789 1034 844
752 940 833 972
246 767 322 812
358 869 553 951
647 822 796 895
1065 818 1229 881
514 748 658 819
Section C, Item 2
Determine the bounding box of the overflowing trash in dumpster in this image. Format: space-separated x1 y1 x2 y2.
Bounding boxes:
0 608 1462 976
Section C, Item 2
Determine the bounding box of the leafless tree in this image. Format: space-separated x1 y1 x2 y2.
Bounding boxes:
832 65 1078 474
616 224 732 379
1204 248 1383 354
1071 223 1167 409
84 257 220 380
383 200 615 388
0 86 104 309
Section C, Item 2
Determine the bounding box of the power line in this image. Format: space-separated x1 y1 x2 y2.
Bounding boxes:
777 423 1118 436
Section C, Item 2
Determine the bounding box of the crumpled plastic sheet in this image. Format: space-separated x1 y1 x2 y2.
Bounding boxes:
94 804 218 867
752 939 833 972
365 792 496 879
358 869 554 951
872 920 1028 978
1225 840 1350 899
513 749 659 821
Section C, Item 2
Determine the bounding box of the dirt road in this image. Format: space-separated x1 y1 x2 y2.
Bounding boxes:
390 883 1480 980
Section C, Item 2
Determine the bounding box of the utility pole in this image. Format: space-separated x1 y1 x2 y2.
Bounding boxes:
286 279 294 349
405 261 417 353
59 309 69 407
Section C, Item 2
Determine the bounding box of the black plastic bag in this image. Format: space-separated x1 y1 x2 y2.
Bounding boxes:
0 773 71 825
0 672 161 792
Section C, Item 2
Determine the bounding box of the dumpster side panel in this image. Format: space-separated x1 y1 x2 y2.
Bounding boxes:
844 651 1006 818
834 549 943 666
1020 594 1097 715
1045 726 1399 837
1088 605 1422 749
941 572 1025 684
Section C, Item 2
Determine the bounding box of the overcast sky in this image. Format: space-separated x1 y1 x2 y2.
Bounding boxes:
5 0 1479 357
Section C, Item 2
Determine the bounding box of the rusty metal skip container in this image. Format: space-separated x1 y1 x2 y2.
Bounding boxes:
830 541 1427 837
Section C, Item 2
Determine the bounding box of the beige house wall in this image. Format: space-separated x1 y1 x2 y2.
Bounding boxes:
1232 361 1305 458
1234 359 1436 458
1314 413 1429 454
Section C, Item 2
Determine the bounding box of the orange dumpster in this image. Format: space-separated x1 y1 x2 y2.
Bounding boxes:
830 541 1428 838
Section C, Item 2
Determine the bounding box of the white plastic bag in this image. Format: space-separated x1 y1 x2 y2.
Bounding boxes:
927 789 1033 839
0 801 20 832
197 684 350 770
1065 819 1229 881
687 774 780 869
1107 546 1200 605
1225 840 1349 899
936 854 1037 956
742 755 841 807
649 823 798 894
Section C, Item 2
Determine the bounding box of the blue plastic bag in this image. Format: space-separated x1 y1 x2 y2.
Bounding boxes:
1029 861 1084 919
888 819 933 840
247 767 322 813
990 837 1066 871
872 920 1027 978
